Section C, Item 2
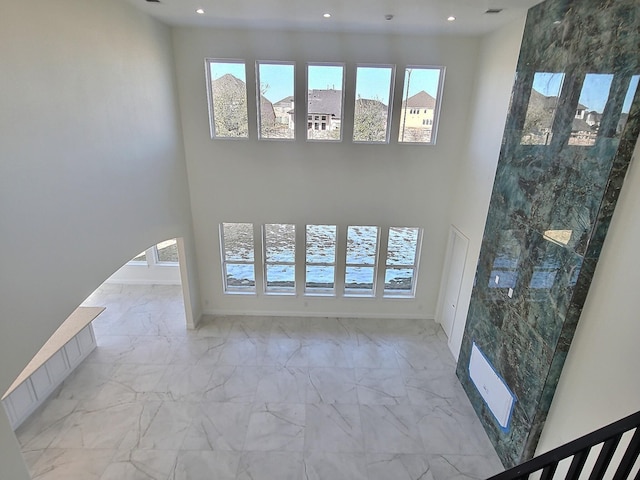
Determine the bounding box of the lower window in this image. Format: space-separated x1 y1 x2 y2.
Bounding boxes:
221 222 256 292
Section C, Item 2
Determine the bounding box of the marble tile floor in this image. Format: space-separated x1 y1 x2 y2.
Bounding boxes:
14 283 504 480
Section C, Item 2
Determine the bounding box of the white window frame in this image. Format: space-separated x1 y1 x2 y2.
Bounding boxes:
398 65 446 146
352 64 396 144
304 224 337 295
383 227 423 297
220 223 257 294
256 60 296 142
306 63 346 143
344 225 380 297
263 224 296 295
205 58 249 140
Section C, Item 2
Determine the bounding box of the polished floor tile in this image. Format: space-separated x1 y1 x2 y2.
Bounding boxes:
14 284 503 479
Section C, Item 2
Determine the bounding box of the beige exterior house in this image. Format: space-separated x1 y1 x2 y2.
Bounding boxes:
399 90 436 142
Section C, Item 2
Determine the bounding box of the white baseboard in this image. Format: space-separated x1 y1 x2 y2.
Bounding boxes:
201 308 435 321
103 278 181 286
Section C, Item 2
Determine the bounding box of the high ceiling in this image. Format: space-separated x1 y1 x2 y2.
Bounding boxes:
124 0 543 36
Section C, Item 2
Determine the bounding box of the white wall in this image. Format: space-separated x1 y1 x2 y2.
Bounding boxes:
0 0 198 476
536 137 640 454
440 16 527 358
172 27 481 318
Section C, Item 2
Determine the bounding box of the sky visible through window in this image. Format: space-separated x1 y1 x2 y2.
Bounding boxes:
532 72 564 97
308 65 344 90
258 63 294 103
210 61 246 81
402 67 441 97
578 74 613 113
356 67 393 101
623 75 639 113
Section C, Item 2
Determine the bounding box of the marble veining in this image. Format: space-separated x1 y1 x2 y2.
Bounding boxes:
456 0 640 467
16 284 503 479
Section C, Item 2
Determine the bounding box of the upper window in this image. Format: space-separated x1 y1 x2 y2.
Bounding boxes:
207 60 249 139
353 65 395 144
384 227 422 296
263 224 296 294
305 225 337 294
345 226 379 296
307 64 345 142
220 223 256 292
398 66 445 144
256 62 295 140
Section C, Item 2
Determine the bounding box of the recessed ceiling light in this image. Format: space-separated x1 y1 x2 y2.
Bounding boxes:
447 15 456 22
196 8 205 14
323 13 331 18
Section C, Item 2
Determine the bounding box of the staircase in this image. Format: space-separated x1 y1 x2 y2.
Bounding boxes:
488 411 640 480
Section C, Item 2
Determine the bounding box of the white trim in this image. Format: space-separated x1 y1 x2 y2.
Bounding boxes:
103 278 180 286
177 237 197 330
202 308 434 321
435 224 469 328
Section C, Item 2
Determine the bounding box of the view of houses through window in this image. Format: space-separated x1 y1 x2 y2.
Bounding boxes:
307 64 345 141
398 66 444 144
257 62 295 140
353 65 394 143
220 223 422 297
206 59 445 144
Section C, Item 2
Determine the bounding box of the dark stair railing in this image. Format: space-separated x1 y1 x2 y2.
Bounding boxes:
487 410 640 480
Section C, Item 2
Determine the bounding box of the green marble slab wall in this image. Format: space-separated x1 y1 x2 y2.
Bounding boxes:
456 0 640 467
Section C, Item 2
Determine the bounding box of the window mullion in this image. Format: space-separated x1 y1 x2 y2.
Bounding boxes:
253 223 264 294
376 227 390 298
335 225 347 296
296 224 306 296
146 247 157 268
